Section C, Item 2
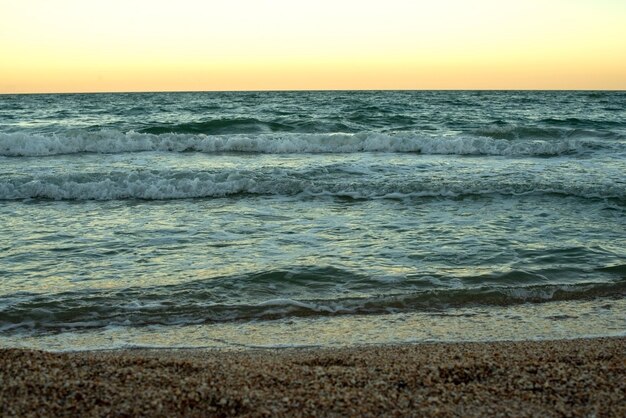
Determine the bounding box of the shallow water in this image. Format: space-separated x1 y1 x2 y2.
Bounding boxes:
1 91 625 350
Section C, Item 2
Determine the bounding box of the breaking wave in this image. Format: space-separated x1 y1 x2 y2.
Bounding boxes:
1 269 624 334
1 169 624 201
0 130 602 157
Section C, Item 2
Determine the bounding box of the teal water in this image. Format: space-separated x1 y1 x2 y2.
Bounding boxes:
1 91 625 350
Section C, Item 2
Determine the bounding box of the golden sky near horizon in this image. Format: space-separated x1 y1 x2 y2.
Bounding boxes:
1 0 625 93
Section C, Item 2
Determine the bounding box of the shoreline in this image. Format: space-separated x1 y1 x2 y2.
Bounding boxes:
2 337 624 416
6 296 625 352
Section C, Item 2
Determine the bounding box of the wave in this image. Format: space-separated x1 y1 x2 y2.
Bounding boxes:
1 168 623 201
0 130 604 157
1 270 624 334
138 118 293 135
539 117 625 129
138 118 356 135
473 125 622 141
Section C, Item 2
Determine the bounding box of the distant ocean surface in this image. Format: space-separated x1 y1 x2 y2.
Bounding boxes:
1 91 625 351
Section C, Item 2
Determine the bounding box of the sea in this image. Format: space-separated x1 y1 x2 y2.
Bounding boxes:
0 90 624 351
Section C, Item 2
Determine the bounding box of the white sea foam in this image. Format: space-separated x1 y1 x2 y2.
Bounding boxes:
0 170 623 201
0 173 257 200
0 130 594 157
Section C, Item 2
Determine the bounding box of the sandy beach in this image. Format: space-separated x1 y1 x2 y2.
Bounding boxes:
1 337 624 417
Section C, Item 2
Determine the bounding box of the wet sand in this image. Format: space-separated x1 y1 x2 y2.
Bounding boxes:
1 337 624 417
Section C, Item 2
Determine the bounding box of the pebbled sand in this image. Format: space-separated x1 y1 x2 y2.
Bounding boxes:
1 337 624 417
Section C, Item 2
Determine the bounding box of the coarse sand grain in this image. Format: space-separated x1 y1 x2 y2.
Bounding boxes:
1 337 624 417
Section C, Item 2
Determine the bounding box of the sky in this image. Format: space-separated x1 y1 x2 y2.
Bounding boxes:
1 0 625 93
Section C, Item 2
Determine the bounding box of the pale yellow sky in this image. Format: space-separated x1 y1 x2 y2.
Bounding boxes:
1 0 625 93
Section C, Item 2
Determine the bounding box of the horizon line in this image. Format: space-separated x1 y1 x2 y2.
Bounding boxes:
2 88 625 96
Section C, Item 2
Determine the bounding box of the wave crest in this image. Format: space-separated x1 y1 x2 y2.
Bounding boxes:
1 169 623 201
1 274 624 334
0 130 596 157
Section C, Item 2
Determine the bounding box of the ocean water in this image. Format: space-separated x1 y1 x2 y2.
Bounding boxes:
0 90 625 351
